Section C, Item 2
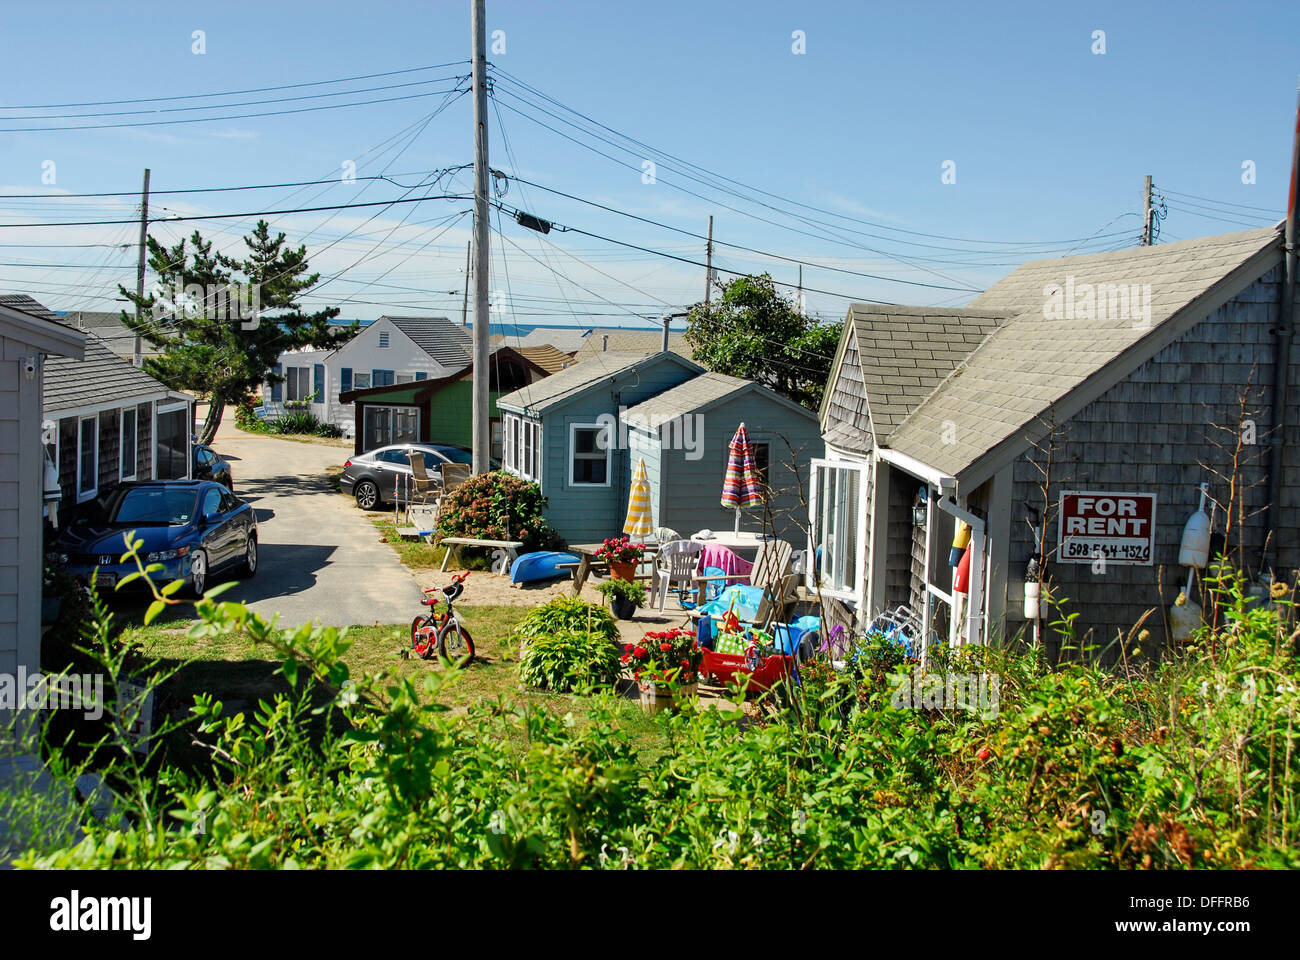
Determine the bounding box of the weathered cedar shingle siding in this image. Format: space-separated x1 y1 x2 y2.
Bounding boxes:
1006 272 1286 658
57 418 76 502
98 409 119 489
137 401 153 480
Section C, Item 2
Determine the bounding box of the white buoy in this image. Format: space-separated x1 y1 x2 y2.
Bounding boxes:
1178 482 1212 568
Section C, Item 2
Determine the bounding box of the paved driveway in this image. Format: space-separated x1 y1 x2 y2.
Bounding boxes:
211 424 420 627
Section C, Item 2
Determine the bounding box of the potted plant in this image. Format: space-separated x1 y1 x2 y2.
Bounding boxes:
622 627 703 713
594 536 645 581
596 577 646 620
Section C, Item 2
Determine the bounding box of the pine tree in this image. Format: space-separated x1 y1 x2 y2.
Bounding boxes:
120 221 355 444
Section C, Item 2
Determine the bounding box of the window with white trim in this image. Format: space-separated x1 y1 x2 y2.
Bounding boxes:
503 413 541 481
569 423 610 486
285 366 312 401
353 372 371 390
808 458 866 599
363 405 419 451
77 416 97 502
120 407 138 481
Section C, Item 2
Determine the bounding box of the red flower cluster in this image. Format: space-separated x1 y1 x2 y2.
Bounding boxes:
622 628 702 683
594 536 646 564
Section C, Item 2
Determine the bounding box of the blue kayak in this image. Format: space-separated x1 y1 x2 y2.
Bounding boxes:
510 551 581 585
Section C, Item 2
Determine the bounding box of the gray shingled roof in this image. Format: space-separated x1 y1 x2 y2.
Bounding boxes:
0 293 63 323
498 351 695 414
385 315 473 366
572 329 694 362
837 304 1009 445
621 372 751 427
884 225 1282 479
44 334 174 414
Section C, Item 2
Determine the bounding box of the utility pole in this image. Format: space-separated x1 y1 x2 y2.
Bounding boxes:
134 167 151 367
1141 174 1153 246
797 263 803 312
704 215 714 304
460 239 471 327
470 0 491 474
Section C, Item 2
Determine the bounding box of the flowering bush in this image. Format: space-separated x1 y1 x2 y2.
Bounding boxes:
437 470 552 552
622 627 702 684
594 537 645 564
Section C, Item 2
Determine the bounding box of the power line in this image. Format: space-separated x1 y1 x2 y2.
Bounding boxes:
1 60 470 110
0 171 469 201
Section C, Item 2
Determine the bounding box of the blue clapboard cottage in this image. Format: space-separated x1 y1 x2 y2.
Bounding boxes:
496 351 702 544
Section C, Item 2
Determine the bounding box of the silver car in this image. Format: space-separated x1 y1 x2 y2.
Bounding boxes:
339 443 475 510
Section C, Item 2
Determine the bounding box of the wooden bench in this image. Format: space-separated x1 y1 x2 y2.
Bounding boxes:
437 537 525 576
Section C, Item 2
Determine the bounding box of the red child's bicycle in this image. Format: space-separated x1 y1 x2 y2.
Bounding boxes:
411 571 475 662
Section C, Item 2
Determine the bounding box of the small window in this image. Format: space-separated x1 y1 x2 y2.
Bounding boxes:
78 416 97 501
569 424 610 486
379 331 390 348
723 441 770 494
220 490 241 512
120 408 137 480
353 372 371 390
201 487 223 518
396 373 415 384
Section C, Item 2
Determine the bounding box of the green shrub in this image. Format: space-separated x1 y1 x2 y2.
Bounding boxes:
437 470 553 552
517 628 622 692
10 543 1300 871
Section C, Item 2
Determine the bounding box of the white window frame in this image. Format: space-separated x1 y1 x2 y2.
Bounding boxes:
807 457 867 601
76 415 98 503
364 404 420 450
353 372 371 390
396 373 415 384
502 415 516 471
504 413 541 482
568 422 611 487
120 407 138 481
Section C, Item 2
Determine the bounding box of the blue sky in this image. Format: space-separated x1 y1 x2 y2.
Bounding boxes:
1 0 1295 329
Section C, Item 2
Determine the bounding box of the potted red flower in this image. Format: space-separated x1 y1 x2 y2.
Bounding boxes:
621 627 702 713
594 536 645 581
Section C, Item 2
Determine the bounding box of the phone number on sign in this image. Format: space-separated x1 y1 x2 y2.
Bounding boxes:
1062 538 1151 563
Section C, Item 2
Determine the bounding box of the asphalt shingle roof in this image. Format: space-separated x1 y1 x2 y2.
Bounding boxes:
572 330 694 362
385 315 473 366
621 372 752 427
497 351 683 413
515 344 573 374
0 293 64 323
883 225 1282 479
44 334 174 414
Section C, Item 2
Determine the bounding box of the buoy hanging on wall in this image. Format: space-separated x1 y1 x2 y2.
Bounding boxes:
949 520 971 566
953 544 972 594
1178 482 1213 568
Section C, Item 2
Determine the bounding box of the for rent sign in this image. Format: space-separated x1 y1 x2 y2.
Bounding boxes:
1057 491 1156 566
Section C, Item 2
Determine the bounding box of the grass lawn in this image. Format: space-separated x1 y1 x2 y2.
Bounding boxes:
370 517 495 571
118 604 671 756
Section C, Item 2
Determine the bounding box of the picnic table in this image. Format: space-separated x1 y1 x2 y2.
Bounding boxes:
567 542 658 596
438 537 524 576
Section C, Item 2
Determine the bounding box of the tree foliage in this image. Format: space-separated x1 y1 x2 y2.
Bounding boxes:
120 221 355 443
685 274 842 410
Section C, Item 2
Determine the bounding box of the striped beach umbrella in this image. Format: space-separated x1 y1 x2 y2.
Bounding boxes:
623 457 654 538
722 422 762 531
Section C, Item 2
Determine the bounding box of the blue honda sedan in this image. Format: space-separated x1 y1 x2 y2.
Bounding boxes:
51 481 258 597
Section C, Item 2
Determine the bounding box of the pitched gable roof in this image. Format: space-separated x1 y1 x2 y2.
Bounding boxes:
515 344 573 374
823 304 1010 455
621 371 817 429
43 334 176 414
383 315 472 366
884 225 1283 482
496 351 700 414
0 293 63 324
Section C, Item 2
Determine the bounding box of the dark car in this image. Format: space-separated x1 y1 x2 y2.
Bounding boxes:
192 444 233 491
51 481 258 597
340 443 481 510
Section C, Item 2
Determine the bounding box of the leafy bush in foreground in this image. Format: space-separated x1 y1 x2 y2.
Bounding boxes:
436 471 552 553
8 545 1300 870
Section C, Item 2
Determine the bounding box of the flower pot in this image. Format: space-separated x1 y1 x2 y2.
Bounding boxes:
610 596 637 620
609 560 637 581
638 680 698 714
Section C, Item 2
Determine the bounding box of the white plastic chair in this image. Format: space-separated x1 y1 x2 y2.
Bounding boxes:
653 539 703 612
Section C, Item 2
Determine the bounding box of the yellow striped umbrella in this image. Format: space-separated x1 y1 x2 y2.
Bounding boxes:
623 458 654 538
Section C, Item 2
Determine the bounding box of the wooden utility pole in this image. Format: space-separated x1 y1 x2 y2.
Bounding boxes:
460 239 471 327
1141 174 1153 246
134 167 150 367
470 0 491 473
797 263 803 311
704 215 714 304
